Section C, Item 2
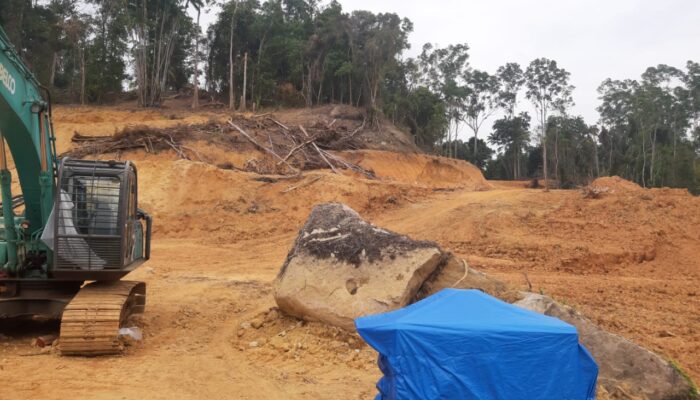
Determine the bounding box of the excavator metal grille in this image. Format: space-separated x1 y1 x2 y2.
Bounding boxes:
54 159 126 272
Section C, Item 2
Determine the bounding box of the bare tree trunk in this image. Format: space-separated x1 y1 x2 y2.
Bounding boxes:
593 135 600 177
542 109 548 191
192 10 200 109
303 64 313 107
453 121 458 159
671 122 678 185
228 12 236 110
608 134 613 174
239 52 248 112
641 124 647 188
136 0 148 106
650 126 657 186
80 46 86 105
50 52 58 87
543 136 548 189
252 32 267 109
554 127 559 182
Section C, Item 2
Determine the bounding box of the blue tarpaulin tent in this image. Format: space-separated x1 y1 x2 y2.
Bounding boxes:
355 289 598 400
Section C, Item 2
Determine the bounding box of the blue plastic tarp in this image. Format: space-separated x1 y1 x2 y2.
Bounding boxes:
355 289 598 400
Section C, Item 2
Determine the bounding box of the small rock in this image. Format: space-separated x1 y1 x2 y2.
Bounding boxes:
239 322 251 330
250 317 264 329
265 308 280 322
658 330 675 338
249 341 259 348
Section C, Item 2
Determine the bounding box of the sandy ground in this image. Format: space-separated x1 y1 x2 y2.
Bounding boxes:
1 106 699 399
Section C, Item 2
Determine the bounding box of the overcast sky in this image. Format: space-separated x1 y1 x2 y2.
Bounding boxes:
201 0 699 136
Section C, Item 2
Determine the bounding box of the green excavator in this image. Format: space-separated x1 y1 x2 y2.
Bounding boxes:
0 25 151 355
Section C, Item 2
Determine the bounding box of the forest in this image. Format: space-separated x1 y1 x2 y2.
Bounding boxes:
1 0 698 192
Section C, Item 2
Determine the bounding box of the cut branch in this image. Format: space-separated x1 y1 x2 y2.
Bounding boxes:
299 125 339 174
228 120 299 174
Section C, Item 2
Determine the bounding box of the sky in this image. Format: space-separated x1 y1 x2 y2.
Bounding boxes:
200 0 700 137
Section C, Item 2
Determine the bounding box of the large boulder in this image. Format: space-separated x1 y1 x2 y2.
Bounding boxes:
274 203 444 330
416 254 522 303
516 293 697 400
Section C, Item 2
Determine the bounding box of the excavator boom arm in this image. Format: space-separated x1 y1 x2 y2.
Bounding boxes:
0 24 55 231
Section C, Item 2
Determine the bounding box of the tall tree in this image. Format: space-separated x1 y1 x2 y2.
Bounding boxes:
496 62 524 117
525 58 574 189
85 0 128 103
489 112 530 179
347 11 412 124
546 115 597 187
418 43 470 157
123 0 196 107
463 69 500 158
187 0 206 109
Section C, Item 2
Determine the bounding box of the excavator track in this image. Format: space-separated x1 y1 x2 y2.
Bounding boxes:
59 280 146 356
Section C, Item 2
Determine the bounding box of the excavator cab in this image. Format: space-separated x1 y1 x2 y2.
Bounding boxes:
50 158 151 281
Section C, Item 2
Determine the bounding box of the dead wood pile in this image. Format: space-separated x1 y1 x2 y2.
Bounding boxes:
64 115 374 178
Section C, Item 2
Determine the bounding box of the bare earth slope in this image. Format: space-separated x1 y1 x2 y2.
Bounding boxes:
1 106 698 399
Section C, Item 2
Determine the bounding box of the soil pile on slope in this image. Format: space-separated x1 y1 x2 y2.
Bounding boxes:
591 176 642 193
342 150 490 190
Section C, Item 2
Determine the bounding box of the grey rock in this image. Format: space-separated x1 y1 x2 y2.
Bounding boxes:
516 292 697 400
274 203 442 330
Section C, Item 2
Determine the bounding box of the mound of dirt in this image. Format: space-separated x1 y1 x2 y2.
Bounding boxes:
128 155 432 241
274 203 444 330
52 107 169 124
342 150 490 190
591 176 642 193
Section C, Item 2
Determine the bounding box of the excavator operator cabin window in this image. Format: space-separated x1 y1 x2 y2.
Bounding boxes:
61 175 121 236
